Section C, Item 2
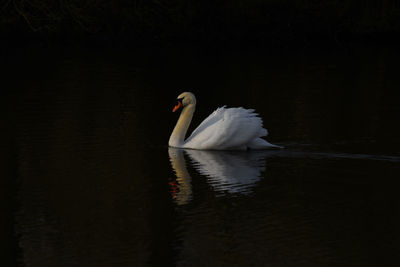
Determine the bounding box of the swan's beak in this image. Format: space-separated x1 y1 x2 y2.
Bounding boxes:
173 101 182 112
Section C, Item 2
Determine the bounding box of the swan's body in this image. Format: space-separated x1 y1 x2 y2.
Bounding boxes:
169 92 280 150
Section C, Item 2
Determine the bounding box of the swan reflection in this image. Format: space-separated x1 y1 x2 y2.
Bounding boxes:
168 148 193 205
168 148 268 205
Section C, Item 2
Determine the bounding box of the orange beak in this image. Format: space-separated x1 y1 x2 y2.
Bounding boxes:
172 101 182 112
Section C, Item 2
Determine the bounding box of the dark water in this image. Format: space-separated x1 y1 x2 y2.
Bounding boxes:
2 44 400 267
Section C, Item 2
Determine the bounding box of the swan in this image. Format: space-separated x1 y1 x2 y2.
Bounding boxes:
169 92 281 150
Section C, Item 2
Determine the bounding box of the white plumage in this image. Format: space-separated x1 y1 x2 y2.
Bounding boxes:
169 92 280 150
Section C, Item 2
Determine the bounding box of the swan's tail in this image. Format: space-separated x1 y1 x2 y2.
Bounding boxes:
248 138 283 150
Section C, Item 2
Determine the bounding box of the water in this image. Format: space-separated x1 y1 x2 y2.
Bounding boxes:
2 44 400 267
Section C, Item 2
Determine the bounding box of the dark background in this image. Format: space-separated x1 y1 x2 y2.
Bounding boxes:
1 0 400 48
1 1 400 266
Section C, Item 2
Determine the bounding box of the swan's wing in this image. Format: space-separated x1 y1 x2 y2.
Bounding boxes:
184 107 267 150
186 106 226 139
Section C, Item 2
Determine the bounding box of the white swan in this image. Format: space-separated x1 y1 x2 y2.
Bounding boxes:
169 92 281 150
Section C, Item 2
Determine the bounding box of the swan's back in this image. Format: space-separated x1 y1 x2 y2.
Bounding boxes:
183 107 269 150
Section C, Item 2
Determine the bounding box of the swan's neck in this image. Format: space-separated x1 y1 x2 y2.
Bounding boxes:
169 104 195 147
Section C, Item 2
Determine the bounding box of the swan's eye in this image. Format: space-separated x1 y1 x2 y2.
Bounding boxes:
173 98 184 112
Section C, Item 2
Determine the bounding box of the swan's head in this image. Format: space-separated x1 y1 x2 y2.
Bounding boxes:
173 92 196 112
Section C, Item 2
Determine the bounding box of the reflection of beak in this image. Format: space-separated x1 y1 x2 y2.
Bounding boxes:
173 101 182 112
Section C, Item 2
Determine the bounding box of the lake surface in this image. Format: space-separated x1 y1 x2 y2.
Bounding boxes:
2 44 400 266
